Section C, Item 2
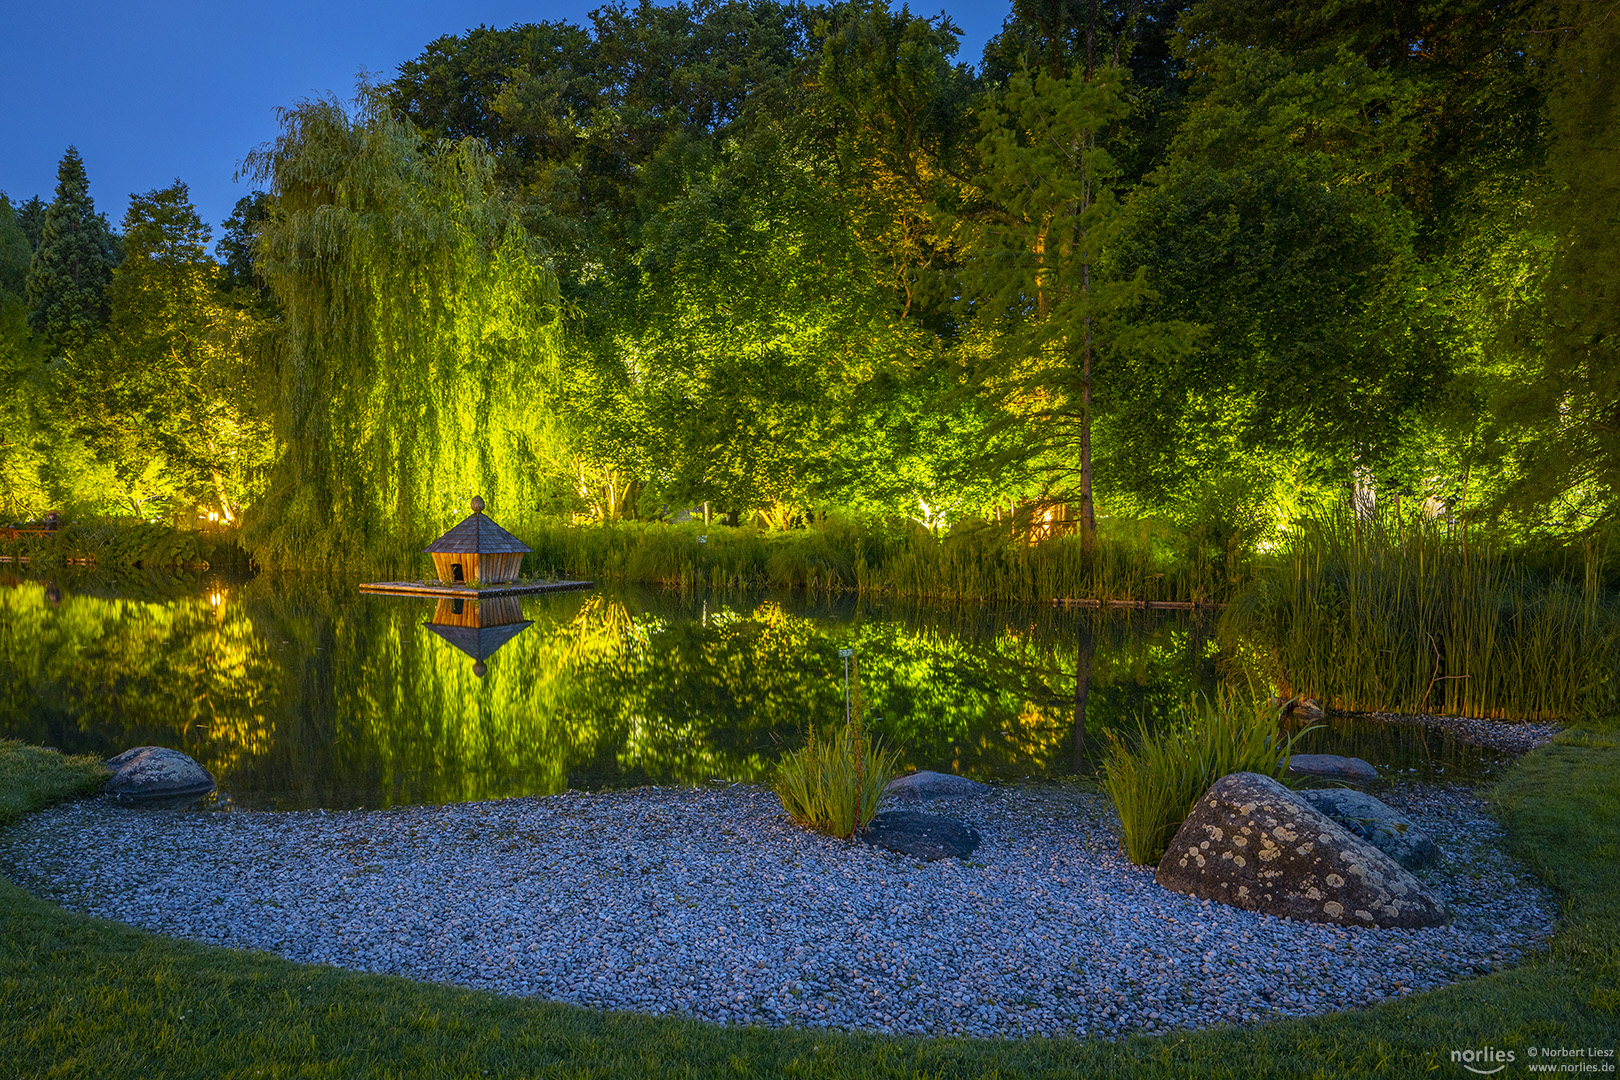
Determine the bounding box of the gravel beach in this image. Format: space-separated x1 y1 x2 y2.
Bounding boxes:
0 783 1555 1039
1362 712 1562 754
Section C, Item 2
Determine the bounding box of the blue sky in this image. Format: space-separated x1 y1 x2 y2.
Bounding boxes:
0 1 1009 236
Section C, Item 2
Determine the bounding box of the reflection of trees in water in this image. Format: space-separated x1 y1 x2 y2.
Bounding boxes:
0 579 1219 807
0 582 278 781
840 608 1217 778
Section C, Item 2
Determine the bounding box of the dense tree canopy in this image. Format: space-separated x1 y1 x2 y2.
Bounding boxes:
2 0 1616 561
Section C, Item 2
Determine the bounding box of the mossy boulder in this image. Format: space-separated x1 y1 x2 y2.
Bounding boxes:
1301 788 1442 871
105 747 214 806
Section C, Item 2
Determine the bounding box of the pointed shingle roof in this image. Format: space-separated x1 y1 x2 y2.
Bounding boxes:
423 497 532 554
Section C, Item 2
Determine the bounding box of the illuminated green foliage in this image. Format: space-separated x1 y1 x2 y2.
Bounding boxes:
1221 508 1620 721
59 182 272 518
243 92 567 568
1 0 1618 578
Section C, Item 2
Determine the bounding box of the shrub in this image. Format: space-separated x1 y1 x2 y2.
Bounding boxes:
1101 692 1313 866
773 656 901 838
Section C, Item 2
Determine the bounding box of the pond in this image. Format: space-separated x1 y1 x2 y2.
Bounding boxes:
0 570 1513 810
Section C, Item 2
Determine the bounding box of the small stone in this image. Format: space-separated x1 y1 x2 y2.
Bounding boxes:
1285 754 1379 786
104 747 215 806
1301 789 1441 871
883 771 990 802
860 812 980 861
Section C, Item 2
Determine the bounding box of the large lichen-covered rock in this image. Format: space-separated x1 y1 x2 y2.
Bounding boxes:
1301 788 1442 871
1155 772 1447 929
105 746 215 806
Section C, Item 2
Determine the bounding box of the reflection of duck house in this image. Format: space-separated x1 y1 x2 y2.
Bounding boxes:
424 496 532 585
424 595 533 677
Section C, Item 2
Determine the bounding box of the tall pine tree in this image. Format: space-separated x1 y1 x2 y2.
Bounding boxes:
25 147 117 354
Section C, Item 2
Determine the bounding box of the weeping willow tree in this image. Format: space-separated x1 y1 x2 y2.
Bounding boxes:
242 91 566 569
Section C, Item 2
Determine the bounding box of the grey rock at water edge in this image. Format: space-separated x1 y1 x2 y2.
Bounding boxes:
1286 753 1380 786
884 771 990 802
1302 789 1442 871
1155 772 1448 929
105 747 214 806
862 811 981 861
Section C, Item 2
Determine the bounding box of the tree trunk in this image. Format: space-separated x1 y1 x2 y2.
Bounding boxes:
1078 20 1099 551
1079 311 1096 548
210 468 235 523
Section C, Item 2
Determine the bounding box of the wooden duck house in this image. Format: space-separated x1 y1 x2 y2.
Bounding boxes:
424 496 531 585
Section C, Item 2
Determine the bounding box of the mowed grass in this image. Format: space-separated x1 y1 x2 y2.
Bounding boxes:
2 734 1616 1079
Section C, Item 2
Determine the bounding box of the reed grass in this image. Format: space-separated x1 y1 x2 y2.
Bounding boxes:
1101 693 1307 866
773 657 900 838
520 515 1249 604
1221 509 1620 722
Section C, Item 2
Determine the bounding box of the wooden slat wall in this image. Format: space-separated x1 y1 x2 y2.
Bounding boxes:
430 552 524 585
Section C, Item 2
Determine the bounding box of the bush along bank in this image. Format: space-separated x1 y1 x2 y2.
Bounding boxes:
0 520 248 570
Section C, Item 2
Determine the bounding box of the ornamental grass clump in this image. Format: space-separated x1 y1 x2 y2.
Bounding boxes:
773 656 900 838
1102 692 1316 866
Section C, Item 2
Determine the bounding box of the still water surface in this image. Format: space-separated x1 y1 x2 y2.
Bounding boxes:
0 570 1509 809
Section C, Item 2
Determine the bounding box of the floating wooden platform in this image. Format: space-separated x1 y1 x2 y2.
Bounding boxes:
1051 598 1224 610
358 580 594 599
0 555 97 566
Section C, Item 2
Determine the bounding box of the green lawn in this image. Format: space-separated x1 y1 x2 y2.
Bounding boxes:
2 734 1615 1079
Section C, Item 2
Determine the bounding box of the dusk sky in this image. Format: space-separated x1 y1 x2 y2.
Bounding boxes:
0 1 1010 236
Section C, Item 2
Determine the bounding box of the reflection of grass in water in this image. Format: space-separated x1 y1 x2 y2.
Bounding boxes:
1284 713 1508 781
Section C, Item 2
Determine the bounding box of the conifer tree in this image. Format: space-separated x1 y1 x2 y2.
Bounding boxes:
15 196 45 251
0 195 32 299
25 147 117 354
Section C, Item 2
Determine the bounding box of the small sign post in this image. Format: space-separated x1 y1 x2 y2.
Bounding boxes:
838 647 853 724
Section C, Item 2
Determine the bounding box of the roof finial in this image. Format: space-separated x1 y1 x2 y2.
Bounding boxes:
470 495 485 513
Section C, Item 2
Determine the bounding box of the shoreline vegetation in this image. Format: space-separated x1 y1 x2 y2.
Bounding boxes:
0 518 245 570
2 729 1616 1078
8 508 1614 724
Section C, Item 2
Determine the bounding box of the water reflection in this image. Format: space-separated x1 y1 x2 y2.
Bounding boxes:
0 571 1507 810
421 595 534 677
